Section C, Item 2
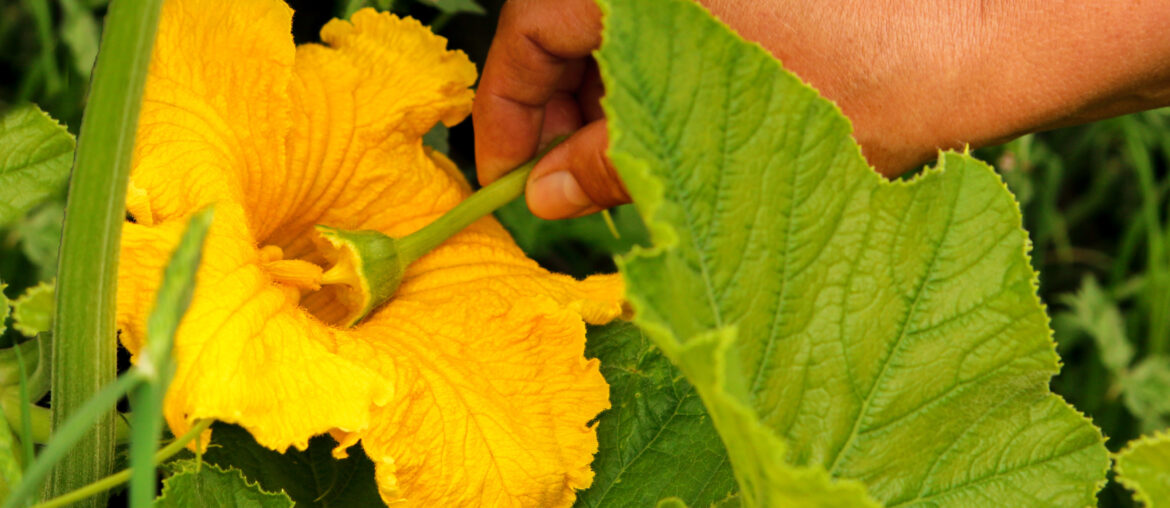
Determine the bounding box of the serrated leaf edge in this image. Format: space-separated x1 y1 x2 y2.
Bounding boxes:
596 0 1108 504
11 280 54 338
158 459 294 507
1114 428 1170 507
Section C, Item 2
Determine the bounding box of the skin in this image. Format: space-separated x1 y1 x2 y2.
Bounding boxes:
473 0 1170 219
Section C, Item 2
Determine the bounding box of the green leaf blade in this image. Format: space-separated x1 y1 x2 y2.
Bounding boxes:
596 0 1108 506
1116 430 1170 507
155 460 293 508
130 208 213 508
196 423 383 508
0 105 74 227
575 322 736 508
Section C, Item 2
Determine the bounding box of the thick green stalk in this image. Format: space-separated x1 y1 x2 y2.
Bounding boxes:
49 0 164 504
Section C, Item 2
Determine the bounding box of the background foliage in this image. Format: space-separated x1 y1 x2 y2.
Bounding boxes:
1 0 1168 506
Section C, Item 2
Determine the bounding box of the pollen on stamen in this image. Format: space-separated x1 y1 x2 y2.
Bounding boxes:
260 245 324 291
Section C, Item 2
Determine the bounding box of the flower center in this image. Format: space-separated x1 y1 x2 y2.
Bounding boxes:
259 243 359 327
259 245 324 291
259 139 562 328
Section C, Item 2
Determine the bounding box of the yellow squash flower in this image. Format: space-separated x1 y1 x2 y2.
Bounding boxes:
114 0 625 505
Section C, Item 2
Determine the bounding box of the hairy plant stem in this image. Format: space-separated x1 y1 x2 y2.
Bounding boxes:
397 138 563 264
49 0 164 504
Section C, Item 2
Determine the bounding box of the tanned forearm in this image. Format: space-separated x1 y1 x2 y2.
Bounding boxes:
702 0 1170 175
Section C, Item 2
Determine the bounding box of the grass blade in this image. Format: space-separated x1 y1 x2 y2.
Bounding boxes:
3 373 143 508
128 208 213 508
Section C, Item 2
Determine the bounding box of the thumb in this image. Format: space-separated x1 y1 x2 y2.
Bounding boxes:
525 120 631 219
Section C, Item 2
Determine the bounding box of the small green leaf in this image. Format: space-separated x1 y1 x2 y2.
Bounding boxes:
1122 356 1170 432
597 0 1108 506
1059 275 1132 375
155 460 293 508
11 281 54 338
195 422 382 507
428 0 484 15
0 105 75 227
1115 430 1170 507
0 332 51 402
576 322 736 508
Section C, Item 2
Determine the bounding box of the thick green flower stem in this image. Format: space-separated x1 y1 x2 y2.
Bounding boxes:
319 139 563 326
398 138 564 263
49 0 164 505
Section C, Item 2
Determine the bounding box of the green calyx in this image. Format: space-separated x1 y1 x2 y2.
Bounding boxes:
314 138 563 327
314 226 406 328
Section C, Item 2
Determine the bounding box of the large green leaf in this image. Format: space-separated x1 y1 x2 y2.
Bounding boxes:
0 105 74 227
596 0 1109 506
155 460 293 508
196 422 382 507
1115 431 1170 507
576 322 736 507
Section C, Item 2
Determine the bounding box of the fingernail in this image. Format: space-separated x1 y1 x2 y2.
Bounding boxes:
528 171 594 218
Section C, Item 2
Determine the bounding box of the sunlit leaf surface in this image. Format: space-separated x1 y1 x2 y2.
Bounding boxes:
0 105 74 227
598 0 1109 505
1116 431 1170 507
156 459 293 508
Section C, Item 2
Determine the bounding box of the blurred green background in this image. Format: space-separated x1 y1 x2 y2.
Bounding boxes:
1 1 1166 505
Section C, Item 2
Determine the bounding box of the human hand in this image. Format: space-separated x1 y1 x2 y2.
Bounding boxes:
474 0 1170 219
473 0 618 220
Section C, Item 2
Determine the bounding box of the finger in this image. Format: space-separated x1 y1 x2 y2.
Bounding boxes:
526 119 630 220
473 0 603 185
542 59 593 146
541 91 584 146
578 60 605 123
